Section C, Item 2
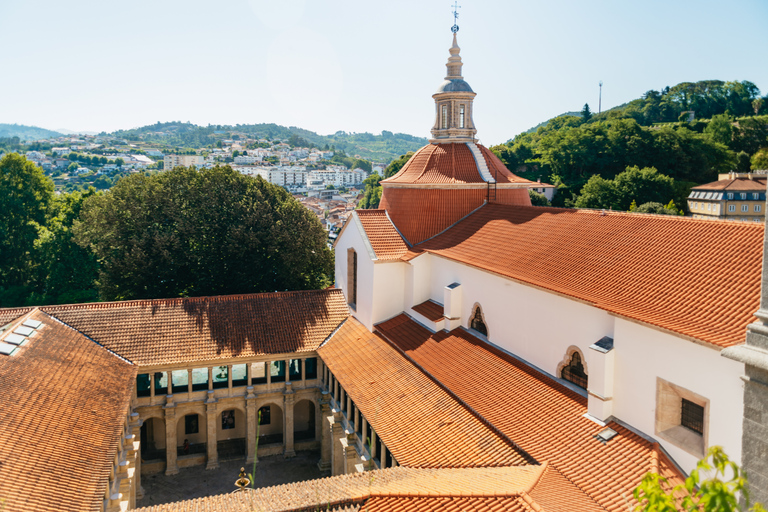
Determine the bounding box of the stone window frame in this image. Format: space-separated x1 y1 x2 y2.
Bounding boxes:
556 346 589 390
655 377 709 459
469 303 489 338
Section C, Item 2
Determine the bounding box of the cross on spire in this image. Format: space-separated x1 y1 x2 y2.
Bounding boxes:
451 1 461 33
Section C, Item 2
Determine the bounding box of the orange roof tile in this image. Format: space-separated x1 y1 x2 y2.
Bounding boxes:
355 210 409 260
0 309 136 512
412 300 444 322
379 187 531 245
383 143 530 185
134 465 604 512
376 314 686 512
413 204 763 348
692 177 767 191
0 289 349 366
317 317 529 468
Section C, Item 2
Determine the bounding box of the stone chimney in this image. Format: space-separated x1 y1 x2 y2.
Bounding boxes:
722 179 768 504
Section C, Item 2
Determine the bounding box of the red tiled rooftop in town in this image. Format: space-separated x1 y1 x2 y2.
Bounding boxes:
411 203 763 348
412 300 444 322
693 177 767 191
376 314 685 512
355 210 409 260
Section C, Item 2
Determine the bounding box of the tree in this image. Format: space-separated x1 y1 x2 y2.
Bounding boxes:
574 166 677 211
632 446 765 512
384 152 414 178
753 98 764 116
633 202 679 215
358 174 382 209
752 148 768 170
67 162 79 173
73 166 333 301
114 158 125 167
704 113 734 146
528 189 550 206
581 103 592 122
0 154 54 306
737 151 752 173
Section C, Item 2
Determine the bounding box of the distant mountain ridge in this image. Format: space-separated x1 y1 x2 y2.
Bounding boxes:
0 124 63 141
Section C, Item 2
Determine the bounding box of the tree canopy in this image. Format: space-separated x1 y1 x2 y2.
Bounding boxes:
74 166 334 301
574 166 678 211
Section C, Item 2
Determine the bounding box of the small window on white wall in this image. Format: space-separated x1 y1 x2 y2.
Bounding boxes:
470 305 488 337
655 378 708 458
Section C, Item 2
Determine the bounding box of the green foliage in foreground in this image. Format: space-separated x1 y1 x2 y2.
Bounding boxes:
633 446 765 512
74 166 334 301
574 166 679 212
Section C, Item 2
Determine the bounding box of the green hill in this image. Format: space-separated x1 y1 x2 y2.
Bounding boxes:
0 124 62 141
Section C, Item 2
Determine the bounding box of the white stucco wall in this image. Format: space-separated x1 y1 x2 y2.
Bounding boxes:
372 262 406 325
334 218 375 330
612 318 744 471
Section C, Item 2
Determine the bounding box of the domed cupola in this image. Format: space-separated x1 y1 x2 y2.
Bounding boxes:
431 32 477 143
377 26 534 246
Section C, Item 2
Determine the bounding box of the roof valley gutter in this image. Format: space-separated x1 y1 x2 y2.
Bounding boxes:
47 314 135 365
384 210 412 247
374 324 539 466
414 201 489 247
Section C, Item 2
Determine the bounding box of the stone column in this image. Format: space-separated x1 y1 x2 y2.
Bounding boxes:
205 397 219 469
227 364 233 395
284 386 296 457
317 392 332 471
331 411 345 476
285 359 290 383
208 366 213 392
163 399 178 475
187 368 193 396
344 432 358 474
128 412 142 504
301 358 307 385
380 441 387 469
267 361 272 388
245 387 258 464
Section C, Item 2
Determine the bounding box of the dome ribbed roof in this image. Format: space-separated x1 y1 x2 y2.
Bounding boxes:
436 79 474 93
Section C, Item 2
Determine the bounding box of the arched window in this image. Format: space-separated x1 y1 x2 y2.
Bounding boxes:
470 306 487 336
347 248 357 307
441 105 448 129
561 352 588 389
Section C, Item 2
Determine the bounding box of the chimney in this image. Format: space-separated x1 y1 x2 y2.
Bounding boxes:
587 337 615 422
443 283 462 330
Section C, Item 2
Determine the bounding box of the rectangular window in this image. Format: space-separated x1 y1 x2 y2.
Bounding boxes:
742 205 749 212
251 362 267 385
681 398 704 435
755 204 762 213
459 104 465 128
729 205 736 212
707 203 711 211
258 406 271 425
185 414 199 434
741 193 747 200
305 357 318 380
191 367 209 391
289 359 302 381
171 370 189 394
347 249 357 307
441 105 448 129
137 373 151 397
728 193 734 200
270 360 286 381
231 364 248 387
212 366 228 389
754 193 760 200
154 372 168 395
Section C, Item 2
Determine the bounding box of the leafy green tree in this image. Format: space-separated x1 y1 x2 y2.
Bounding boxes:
632 446 765 512
581 103 592 122
67 162 79 173
752 148 768 170
737 151 752 173
0 154 54 306
73 166 333 301
528 189 550 206
575 166 676 211
633 201 679 215
114 158 125 167
704 113 734 146
754 98 765 116
358 174 382 209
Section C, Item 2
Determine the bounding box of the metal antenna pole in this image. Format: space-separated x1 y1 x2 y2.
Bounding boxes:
599 81 603 114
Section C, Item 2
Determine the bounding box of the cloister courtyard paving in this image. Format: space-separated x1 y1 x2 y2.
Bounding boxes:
136 450 329 507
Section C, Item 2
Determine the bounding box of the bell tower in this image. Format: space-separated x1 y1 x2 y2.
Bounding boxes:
430 11 478 143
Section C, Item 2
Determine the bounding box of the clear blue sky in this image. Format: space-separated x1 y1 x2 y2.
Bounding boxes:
1 0 766 145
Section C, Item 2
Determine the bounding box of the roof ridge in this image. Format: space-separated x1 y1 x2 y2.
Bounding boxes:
374 324 538 465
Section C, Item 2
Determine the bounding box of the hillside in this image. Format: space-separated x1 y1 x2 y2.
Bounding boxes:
108 122 428 162
0 124 62 141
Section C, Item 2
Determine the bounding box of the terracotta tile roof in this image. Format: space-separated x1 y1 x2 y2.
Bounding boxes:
412 300 444 322
355 210 409 260
317 317 529 468
692 177 767 191
0 309 137 512
134 465 604 512
382 143 530 185
0 289 349 366
379 187 531 245
376 314 686 512
413 203 763 348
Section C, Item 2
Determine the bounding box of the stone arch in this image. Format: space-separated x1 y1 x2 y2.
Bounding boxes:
217 407 247 460
557 346 589 390
469 302 489 337
140 416 166 461
256 401 284 446
294 399 316 441
176 412 206 455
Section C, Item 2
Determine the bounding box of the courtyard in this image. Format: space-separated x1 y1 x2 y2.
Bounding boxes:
136 450 329 507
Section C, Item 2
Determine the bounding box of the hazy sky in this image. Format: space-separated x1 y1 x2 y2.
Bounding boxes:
1 0 766 145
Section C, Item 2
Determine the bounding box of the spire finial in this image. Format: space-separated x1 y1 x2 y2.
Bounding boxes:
451 1 461 33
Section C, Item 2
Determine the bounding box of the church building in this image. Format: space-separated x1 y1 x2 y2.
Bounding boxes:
1 26 768 512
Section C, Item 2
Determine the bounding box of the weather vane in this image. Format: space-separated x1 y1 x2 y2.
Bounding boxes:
451 1 461 33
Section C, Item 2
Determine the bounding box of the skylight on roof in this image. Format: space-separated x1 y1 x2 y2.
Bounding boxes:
0 342 17 356
3 333 25 346
13 326 35 337
595 427 618 444
22 319 42 329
